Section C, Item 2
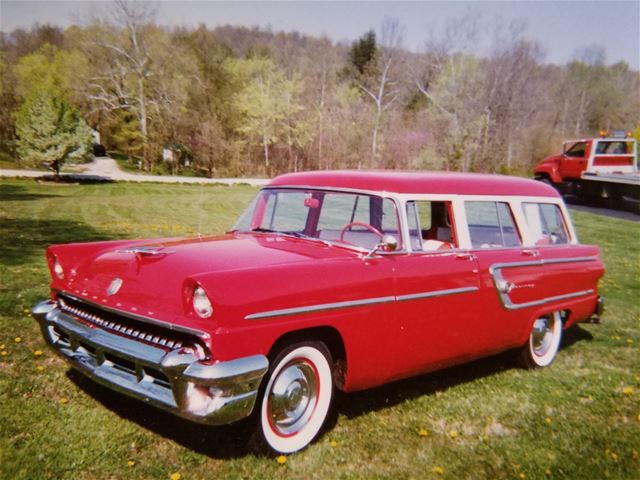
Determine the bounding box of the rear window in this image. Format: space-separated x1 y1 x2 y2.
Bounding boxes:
465 201 521 248
522 203 569 245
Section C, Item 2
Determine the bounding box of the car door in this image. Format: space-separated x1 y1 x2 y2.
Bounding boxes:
391 200 482 378
560 141 589 179
462 200 536 351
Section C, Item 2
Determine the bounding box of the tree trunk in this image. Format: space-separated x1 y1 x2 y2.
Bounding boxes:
137 76 149 170
262 134 270 170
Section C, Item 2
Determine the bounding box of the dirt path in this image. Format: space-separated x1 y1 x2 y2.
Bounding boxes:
1 156 267 186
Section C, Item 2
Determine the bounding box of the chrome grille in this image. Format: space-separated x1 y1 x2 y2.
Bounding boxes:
56 294 206 356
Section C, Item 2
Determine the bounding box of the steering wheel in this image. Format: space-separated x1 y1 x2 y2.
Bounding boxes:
339 221 383 243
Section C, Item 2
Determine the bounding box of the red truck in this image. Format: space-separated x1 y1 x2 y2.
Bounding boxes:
533 132 639 210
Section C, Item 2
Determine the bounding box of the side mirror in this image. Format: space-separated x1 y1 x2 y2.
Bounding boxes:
364 235 398 259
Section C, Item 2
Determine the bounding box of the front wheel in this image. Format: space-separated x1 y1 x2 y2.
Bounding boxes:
255 342 334 454
519 312 563 368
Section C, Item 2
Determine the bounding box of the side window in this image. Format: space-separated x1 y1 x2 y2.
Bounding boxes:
406 201 456 251
565 142 587 158
264 191 309 232
465 201 521 249
522 203 569 245
596 141 629 155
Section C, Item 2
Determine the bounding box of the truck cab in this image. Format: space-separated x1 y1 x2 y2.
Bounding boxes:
534 133 639 209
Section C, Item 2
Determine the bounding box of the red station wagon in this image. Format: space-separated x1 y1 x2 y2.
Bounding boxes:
32 171 605 453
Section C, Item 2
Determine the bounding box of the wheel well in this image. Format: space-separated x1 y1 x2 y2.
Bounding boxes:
268 326 347 389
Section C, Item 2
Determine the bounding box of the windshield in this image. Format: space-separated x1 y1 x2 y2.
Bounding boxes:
232 188 402 250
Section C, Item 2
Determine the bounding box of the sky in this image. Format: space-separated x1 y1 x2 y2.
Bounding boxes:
1 0 639 69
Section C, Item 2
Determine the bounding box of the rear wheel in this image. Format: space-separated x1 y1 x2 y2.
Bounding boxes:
255 342 334 454
519 312 563 368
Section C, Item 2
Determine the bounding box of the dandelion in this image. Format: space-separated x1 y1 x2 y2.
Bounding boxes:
432 466 444 475
0 351 7 357
329 439 338 447
14 336 22 343
545 468 552 476
169 473 181 480
127 460 136 467
418 428 429 437
622 386 634 395
59 397 68 405
449 430 458 439
276 455 287 465
628 339 634 344
34 350 43 356
0 344 5 349
610 452 619 461
545 417 552 424
36 366 44 372
519 473 526 479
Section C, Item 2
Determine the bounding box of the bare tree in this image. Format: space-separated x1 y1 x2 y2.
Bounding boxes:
412 15 488 171
358 17 404 168
84 1 158 168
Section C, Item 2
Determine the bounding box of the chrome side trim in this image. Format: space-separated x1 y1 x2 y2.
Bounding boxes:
489 256 599 310
246 286 479 320
245 296 396 320
396 286 478 302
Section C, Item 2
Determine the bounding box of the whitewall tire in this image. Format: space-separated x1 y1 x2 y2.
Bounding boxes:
520 311 563 368
257 342 334 454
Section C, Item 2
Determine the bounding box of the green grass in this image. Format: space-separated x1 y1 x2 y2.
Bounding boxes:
1 179 638 479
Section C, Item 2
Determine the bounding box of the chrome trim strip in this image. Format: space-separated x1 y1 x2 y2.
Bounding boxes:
396 286 478 302
246 286 479 320
489 256 599 310
245 296 396 320
501 289 595 310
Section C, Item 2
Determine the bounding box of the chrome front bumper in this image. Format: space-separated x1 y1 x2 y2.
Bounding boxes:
32 300 269 425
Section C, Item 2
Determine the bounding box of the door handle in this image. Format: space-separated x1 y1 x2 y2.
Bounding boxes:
455 252 476 261
521 249 539 257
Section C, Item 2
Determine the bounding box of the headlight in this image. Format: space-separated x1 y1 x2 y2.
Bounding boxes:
53 257 64 279
192 286 213 318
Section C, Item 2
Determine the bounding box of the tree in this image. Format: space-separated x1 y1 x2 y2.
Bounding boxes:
15 88 92 176
355 18 404 168
82 1 194 170
413 15 488 171
349 30 376 75
230 57 309 174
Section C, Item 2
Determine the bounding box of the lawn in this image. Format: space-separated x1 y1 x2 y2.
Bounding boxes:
0 179 638 480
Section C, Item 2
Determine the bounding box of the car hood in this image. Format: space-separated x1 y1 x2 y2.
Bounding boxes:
52 233 357 329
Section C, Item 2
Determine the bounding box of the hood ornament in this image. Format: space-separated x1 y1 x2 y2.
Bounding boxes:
107 278 123 296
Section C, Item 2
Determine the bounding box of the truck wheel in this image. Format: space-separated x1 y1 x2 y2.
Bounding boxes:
537 177 552 187
255 341 334 454
519 312 563 368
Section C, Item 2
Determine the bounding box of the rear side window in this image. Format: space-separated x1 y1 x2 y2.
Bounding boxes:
465 201 521 248
522 203 569 245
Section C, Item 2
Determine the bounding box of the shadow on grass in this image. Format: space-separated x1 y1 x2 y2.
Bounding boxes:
65 325 594 459
67 370 254 459
0 217 124 266
0 183 63 201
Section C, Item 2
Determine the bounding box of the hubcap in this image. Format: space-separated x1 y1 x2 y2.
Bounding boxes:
532 316 554 356
268 360 318 436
